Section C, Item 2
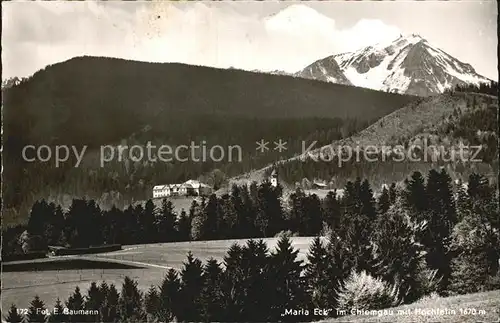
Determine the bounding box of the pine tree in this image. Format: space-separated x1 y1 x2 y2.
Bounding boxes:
144 286 161 322
467 173 491 200
47 204 65 245
255 181 284 237
240 184 258 237
326 228 355 283
305 237 336 314
378 186 390 214
101 284 120 323
359 179 377 221
177 209 191 241
424 169 456 293
96 281 109 321
26 295 48 323
268 236 309 321
455 179 471 221
141 199 157 243
217 194 237 239
4 304 23 323
86 199 104 246
27 199 50 238
450 187 500 292
203 194 220 240
178 252 205 322
322 190 341 231
118 276 144 322
191 195 218 241
338 180 375 274
159 269 181 322
222 243 245 321
200 258 225 322
189 200 199 220
372 198 427 302
303 194 323 236
230 184 246 238
85 281 103 322
49 299 66 323
157 198 177 242
66 286 86 322
389 183 398 205
238 239 272 322
404 171 428 216
288 188 306 234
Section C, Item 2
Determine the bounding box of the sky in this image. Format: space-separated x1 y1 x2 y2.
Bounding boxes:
2 0 498 80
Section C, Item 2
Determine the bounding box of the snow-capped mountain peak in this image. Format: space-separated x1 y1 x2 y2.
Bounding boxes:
331 34 491 96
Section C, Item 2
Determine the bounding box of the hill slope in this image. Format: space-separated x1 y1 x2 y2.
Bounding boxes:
3 56 416 148
231 92 498 192
323 289 500 323
2 56 418 225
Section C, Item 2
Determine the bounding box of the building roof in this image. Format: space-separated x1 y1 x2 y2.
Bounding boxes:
153 180 212 191
153 184 170 190
184 180 212 188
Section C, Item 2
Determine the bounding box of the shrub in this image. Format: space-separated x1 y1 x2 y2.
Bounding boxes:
336 271 400 312
415 292 441 304
484 272 500 291
414 265 442 298
448 250 490 295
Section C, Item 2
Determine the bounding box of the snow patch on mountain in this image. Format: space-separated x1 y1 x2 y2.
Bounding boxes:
333 34 491 96
295 56 352 85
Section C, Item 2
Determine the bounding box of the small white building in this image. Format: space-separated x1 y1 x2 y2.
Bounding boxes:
183 179 213 196
153 184 171 199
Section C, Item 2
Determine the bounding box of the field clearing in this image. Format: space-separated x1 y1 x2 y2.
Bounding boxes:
93 236 317 267
324 290 500 323
2 237 317 310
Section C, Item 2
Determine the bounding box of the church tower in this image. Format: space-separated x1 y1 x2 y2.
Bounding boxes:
270 169 278 188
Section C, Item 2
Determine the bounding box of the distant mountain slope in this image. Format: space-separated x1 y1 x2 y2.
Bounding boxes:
2 56 418 225
295 56 352 85
3 56 416 149
299 34 491 96
304 92 498 158
231 91 498 191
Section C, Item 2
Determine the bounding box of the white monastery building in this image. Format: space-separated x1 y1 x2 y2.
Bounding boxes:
153 180 213 198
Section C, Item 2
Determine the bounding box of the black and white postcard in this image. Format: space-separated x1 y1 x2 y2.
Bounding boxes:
2 1 499 322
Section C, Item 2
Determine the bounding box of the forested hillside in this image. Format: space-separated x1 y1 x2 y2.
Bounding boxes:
263 90 498 191
2 56 417 226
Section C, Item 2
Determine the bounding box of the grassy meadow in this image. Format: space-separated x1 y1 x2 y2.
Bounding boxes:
2 237 316 310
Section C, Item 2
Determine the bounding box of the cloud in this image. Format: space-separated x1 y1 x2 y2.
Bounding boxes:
335 19 402 52
2 2 403 79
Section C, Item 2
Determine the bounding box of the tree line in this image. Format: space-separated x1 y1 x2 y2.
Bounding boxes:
446 80 498 96
4 169 500 322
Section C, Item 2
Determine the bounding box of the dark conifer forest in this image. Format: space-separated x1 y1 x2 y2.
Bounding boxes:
3 170 500 322
2 57 418 226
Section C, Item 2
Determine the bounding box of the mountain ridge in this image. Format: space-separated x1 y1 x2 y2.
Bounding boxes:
315 34 491 96
251 34 491 97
